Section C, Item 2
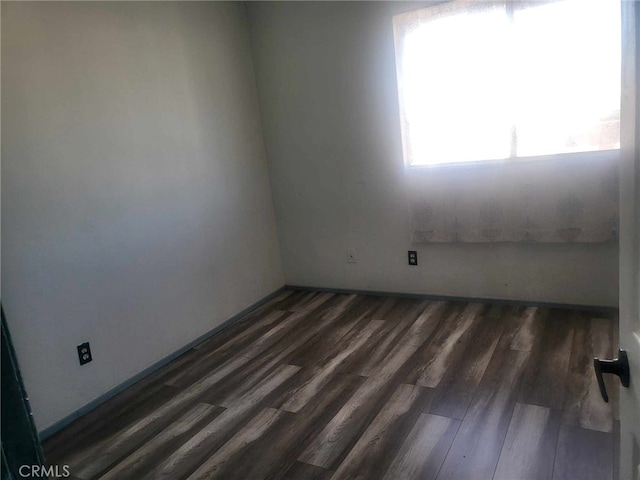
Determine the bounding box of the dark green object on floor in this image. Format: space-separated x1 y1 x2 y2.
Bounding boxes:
1 307 47 479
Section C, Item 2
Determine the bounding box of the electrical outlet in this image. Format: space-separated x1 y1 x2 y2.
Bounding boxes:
77 342 92 365
347 249 357 263
408 250 418 266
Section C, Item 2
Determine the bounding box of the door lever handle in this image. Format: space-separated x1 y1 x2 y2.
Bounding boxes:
594 349 630 403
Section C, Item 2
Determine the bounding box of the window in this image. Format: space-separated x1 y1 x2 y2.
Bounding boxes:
393 0 621 166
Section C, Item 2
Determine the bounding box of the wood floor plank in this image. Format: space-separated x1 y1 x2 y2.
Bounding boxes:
67 329 276 475
436 348 530 480
165 310 291 387
264 290 309 312
282 291 317 311
381 413 459 480
281 462 333 480
553 424 613 480
312 311 384 372
340 318 405 377
371 301 447 382
330 383 433 480
562 316 614 433
168 294 335 389
97 403 224 480
406 303 484 388
369 296 403 320
217 372 364 480
71 361 295 479
66 381 214 479
195 309 290 358
321 294 360 322
429 311 504 419
288 292 333 312
261 289 295 309
211 307 349 408
288 297 377 369
168 294 335 392
493 403 561 480
165 312 298 389
295 371 394 469
495 305 529 351
298 302 446 469
323 298 389 373
353 299 430 377
510 307 546 352
44 383 180 465
190 290 295 353
276 320 384 413
144 364 301 480
140 348 210 387
518 309 575 409
186 407 286 480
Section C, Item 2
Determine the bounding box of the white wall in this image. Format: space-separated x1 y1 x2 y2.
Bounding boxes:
247 1 619 307
2 2 283 431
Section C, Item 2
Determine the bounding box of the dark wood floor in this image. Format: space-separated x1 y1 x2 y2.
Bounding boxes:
43 290 619 480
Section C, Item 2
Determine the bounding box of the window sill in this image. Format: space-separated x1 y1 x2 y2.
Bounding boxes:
405 149 620 171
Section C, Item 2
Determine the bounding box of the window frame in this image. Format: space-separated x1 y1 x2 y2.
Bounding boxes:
392 0 621 169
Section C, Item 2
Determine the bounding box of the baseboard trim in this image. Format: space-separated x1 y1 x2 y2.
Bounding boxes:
38 285 286 441
285 285 618 314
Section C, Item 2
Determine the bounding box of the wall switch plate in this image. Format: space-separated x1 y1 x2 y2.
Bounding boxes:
347 249 357 263
77 342 92 365
408 250 418 266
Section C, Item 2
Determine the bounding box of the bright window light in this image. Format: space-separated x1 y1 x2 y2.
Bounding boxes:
393 0 621 166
